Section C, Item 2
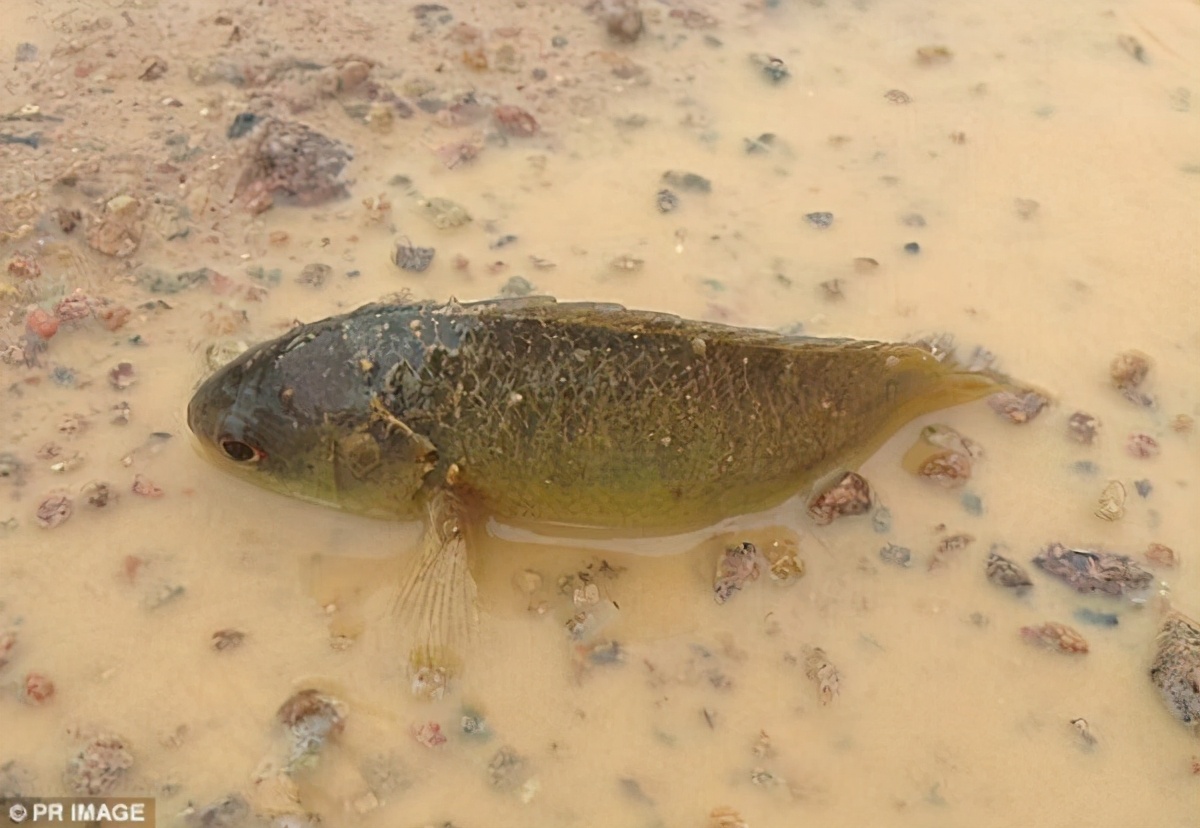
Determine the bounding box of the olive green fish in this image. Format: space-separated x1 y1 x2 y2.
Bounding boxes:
188 296 1013 678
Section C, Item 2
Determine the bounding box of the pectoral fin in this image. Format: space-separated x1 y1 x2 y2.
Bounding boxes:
392 487 480 694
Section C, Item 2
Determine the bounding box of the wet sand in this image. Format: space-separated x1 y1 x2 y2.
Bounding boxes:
1 0 1198 826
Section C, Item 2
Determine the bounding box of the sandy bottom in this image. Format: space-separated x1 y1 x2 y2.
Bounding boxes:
1 0 1198 826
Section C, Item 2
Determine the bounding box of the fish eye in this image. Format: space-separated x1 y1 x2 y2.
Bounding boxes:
220 438 263 463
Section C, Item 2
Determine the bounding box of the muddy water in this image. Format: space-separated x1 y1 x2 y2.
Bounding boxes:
2 0 1198 826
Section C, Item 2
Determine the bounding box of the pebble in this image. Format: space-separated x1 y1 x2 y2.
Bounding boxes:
750 54 789 84
879 543 912 567
803 646 840 704
804 212 834 229
392 240 435 273
1020 622 1089 654
807 472 872 525
655 188 679 213
1094 480 1125 521
499 276 535 298
418 197 471 229
1150 610 1200 724
64 735 134 795
296 263 331 288
1066 411 1099 444
1032 543 1153 596
987 390 1048 424
985 549 1032 591
713 542 761 605
903 241 921 254
211 629 246 651
1125 432 1159 458
1144 542 1177 567
1134 479 1152 498
35 494 72 528
1073 608 1119 628
661 170 711 193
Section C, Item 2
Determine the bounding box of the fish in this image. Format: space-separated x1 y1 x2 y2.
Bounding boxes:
187 296 1018 680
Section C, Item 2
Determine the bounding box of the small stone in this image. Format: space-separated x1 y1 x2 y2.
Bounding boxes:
1126 432 1159 458
803 646 840 704
751 54 789 84
661 170 711 192
418 197 471 229
961 492 983 515
804 211 834 229
655 189 679 213
1134 479 1152 497
499 276 535 298
83 482 114 508
985 549 1032 591
910 43 956 66
296 263 332 288
1110 350 1151 391
1074 608 1119 628
1144 543 1177 567
871 506 891 533
988 390 1048 424
64 735 133 795
879 543 911 567
132 475 164 498
211 629 246 651
1066 411 1099 444
412 721 447 748
1117 34 1148 63
36 494 72 528
903 241 921 254
1149 611 1200 724
107 362 136 390
807 472 872 525
714 542 761 604
1020 622 1089 654
15 43 38 62
743 133 776 154
25 308 59 340
884 89 913 104
1014 198 1040 219
1032 543 1153 596
392 240 435 273
492 104 539 137
1170 414 1194 434
1094 480 1126 521
605 1 644 42
22 672 55 704
227 112 258 139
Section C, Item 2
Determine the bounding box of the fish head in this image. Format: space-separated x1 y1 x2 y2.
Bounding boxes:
188 316 432 518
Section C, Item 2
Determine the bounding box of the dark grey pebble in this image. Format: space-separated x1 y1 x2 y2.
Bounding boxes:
757 56 789 84
805 212 834 228
903 241 921 254
655 189 679 213
743 133 776 154
392 241 435 273
961 492 983 516
551 35 568 48
879 543 912 567
1134 479 1152 497
662 171 711 193
871 507 892 533
1074 608 1119 627
0 133 40 149
490 234 518 250
226 112 258 140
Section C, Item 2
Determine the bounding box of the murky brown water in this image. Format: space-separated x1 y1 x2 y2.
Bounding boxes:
2 1 1198 826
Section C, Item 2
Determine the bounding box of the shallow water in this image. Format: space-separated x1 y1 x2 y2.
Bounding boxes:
1 0 1198 826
